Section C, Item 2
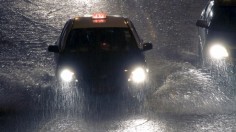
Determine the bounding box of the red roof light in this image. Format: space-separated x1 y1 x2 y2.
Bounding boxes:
92 13 107 19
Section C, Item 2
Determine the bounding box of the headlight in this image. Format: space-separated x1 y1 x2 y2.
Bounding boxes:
129 67 147 83
60 69 74 82
209 44 229 60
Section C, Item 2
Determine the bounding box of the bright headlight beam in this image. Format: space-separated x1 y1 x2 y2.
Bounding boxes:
60 69 74 82
131 67 146 83
209 44 229 59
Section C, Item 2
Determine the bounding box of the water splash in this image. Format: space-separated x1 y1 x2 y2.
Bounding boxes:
149 67 235 115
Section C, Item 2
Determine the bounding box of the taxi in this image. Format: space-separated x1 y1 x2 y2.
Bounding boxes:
196 0 236 65
48 13 153 92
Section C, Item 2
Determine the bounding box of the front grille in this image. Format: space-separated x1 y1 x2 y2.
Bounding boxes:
84 73 127 89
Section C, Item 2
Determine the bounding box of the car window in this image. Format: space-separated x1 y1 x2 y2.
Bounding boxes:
65 28 138 52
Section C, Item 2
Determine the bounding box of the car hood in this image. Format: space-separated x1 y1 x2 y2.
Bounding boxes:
57 51 145 77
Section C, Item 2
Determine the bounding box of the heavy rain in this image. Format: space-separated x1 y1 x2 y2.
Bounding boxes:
0 0 236 131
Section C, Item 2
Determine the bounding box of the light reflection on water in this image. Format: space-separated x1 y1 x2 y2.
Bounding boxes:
40 116 162 132
116 118 159 132
206 59 236 98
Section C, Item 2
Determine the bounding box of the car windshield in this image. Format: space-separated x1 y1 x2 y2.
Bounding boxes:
210 6 236 31
65 28 138 52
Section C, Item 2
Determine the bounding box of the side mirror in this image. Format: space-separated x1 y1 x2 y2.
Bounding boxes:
142 43 153 51
48 45 59 53
196 20 209 28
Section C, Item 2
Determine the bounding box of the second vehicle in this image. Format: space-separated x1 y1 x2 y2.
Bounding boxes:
196 0 236 66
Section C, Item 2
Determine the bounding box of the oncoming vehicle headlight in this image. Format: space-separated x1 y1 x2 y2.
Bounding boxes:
129 67 147 83
60 69 74 82
209 44 229 60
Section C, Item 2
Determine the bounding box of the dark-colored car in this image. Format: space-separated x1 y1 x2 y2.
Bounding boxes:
196 0 236 65
48 13 153 92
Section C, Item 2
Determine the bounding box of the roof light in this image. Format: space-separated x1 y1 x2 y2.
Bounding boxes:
74 17 79 20
92 13 107 19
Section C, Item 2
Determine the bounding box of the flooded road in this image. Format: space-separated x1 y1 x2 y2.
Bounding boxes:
0 0 236 131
